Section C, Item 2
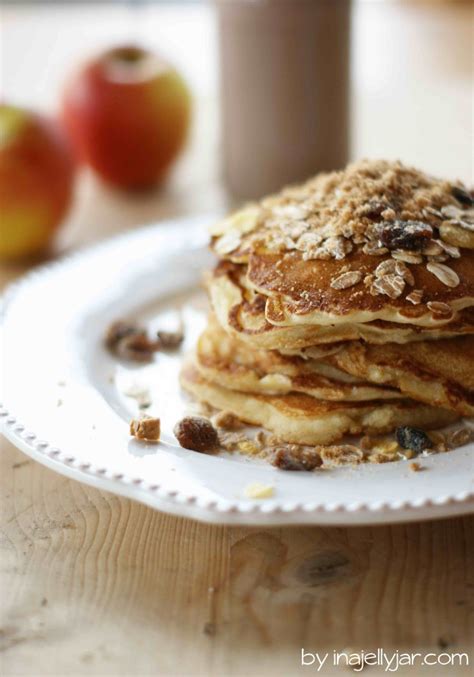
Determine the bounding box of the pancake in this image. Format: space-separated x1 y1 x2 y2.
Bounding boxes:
196 316 402 401
210 160 474 328
180 361 458 446
249 248 474 327
208 262 474 351
329 337 474 416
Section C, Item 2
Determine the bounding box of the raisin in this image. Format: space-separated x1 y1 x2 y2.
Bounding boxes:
174 416 219 453
105 320 160 362
452 186 474 207
379 220 433 251
396 426 431 454
115 332 158 362
271 446 321 471
105 320 141 349
156 329 184 349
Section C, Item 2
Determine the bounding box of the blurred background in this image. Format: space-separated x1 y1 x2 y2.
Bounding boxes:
0 0 472 265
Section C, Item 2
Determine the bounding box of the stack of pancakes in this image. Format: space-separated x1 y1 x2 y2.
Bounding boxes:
181 160 474 447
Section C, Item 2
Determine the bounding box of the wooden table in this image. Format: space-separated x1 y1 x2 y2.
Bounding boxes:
1 2 473 675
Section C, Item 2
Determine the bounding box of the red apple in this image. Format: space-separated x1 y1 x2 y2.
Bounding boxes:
0 104 75 259
62 45 192 189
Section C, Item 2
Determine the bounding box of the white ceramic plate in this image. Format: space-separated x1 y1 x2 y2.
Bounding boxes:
1 216 473 525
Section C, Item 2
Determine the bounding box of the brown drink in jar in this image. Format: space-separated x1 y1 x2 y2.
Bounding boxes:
215 0 351 199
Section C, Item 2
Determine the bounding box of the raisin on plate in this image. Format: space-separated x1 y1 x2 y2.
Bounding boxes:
396 426 431 454
174 416 219 453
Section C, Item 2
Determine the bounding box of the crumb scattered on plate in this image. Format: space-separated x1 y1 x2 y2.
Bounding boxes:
243 482 275 499
130 416 161 442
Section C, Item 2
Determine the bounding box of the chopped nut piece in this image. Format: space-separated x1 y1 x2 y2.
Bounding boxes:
212 410 244 430
244 482 274 499
330 270 363 290
130 416 160 442
174 416 219 453
426 262 460 288
271 445 322 471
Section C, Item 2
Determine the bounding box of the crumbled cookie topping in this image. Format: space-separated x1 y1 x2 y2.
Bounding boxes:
204 409 472 469
211 160 473 305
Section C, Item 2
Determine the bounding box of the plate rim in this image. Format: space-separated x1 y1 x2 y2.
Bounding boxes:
1 216 474 526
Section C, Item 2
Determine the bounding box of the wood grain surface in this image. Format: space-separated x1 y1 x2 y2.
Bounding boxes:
1 2 473 675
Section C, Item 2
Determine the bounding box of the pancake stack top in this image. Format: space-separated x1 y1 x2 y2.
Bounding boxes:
181 159 474 452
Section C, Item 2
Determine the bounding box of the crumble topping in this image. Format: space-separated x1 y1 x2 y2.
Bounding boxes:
211 160 473 307
211 420 473 469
